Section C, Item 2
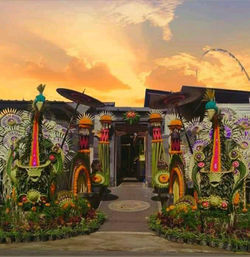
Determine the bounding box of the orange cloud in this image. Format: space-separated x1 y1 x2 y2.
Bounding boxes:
4 58 130 92
145 66 202 92
147 51 250 92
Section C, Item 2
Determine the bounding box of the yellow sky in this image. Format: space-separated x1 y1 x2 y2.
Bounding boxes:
0 1 249 106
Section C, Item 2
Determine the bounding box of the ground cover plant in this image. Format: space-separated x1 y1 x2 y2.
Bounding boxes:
0 196 105 243
149 201 250 252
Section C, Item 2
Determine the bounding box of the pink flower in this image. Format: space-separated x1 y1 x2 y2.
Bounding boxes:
232 161 239 168
198 162 205 168
221 202 227 209
202 201 209 208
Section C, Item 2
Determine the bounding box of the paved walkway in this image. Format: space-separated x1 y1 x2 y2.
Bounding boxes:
98 181 160 232
0 232 236 256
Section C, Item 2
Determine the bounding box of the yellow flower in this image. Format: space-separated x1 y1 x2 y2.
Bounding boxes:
166 208 170 212
18 202 23 206
169 205 175 210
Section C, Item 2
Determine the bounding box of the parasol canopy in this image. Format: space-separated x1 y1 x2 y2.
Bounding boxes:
56 88 105 108
150 87 205 121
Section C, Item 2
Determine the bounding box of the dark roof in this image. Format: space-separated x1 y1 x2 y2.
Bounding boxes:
144 86 250 107
182 85 250 104
0 100 76 121
144 89 172 108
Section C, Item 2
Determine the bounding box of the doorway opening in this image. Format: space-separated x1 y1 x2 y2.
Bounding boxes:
116 132 146 185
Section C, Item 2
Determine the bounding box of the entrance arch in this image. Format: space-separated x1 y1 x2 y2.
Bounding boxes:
72 165 91 196
169 167 185 203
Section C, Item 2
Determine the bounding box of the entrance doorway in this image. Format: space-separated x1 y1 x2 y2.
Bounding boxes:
120 134 145 180
115 124 148 186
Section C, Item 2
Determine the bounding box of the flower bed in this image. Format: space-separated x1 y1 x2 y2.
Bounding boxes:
149 205 250 252
0 197 106 243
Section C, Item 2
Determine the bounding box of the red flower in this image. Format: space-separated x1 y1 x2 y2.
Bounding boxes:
221 202 228 209
202 201 209 208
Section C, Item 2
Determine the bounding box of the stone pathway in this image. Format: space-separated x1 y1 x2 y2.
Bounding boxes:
98 181 160 232
0 232 238 256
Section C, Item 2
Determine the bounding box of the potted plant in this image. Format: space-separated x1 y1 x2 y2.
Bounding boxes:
39 231 49 241
5 231 15 243
0 231 6 243
12 231 22 243
22 232 34 242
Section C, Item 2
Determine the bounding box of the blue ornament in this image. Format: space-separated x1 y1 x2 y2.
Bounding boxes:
205 100 218 111
35 93 46 103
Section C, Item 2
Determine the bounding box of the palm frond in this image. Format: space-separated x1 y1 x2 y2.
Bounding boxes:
37 84 46 94
203 89 215 102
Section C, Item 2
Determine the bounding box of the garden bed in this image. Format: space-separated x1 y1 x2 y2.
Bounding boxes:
0 212 105 244
149 206 250 253
0 197 106 244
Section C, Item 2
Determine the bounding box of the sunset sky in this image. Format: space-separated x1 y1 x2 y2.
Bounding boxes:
0 0 249 106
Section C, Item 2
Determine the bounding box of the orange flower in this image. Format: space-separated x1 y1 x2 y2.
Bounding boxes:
193 191 198 202
169 205 175 210
5 208 10 214
242 208 248 213
63 203 69 209
18 202 23 207
93 175 102 183
159 174 169 183
233 192 240 206
50 183 56 195
31 206 36 212
45 203 50 207
71 203 75 208
192 205 197 211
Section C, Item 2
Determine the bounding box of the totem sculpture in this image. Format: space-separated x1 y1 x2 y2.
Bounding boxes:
0 85 68 207
92 112 115 187
168 119 185 203
184 89 249 213
71 113 94 196
149 110 169 190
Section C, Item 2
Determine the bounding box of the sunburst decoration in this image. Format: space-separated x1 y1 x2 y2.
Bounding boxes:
192 139 209 152
185 117 210 136
235 132 250 151
235 115 250 130
77 113 94 126
165 113 179 126
0 126 26 149
148 109 164 117
220 108 237 121
0 108 30 128
97 111 115 122
222 117 241 141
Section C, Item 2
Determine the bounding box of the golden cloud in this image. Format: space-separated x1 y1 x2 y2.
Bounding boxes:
146 51 250 92
5 58 130 92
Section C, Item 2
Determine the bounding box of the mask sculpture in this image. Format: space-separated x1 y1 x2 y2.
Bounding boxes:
184 90 249 215
0 85 68 208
